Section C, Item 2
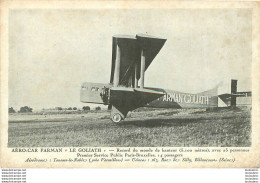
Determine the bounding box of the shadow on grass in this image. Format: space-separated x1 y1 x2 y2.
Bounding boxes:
116 115 248 128
117 118 202 128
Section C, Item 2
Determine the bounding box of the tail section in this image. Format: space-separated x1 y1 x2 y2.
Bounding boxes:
231 79 237 107
218 79 251 107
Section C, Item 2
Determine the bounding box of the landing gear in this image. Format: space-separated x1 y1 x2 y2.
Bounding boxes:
110 105 128 123
111 113 122 123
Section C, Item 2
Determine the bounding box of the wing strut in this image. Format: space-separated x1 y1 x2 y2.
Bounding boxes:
113 42 121 87
134 63 138 88
140 49 146 88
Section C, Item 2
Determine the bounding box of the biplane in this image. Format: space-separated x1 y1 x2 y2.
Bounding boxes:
80 34 249 123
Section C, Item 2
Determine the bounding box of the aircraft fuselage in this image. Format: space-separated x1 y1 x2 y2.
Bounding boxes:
80 82 218 109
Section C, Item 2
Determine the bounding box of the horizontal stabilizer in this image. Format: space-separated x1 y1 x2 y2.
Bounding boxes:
218 93 248 98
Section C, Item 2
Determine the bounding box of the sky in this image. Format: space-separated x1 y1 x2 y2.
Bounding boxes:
9 9 252 110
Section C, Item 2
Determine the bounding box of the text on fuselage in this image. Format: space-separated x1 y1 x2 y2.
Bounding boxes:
161 93 209 105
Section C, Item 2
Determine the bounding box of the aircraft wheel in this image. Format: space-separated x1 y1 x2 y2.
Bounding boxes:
111 113 122 123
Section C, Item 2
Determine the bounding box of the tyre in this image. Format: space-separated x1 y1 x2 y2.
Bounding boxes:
111 113 122 123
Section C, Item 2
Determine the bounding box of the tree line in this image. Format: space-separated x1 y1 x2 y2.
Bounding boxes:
8 106 101 113
9 106 32 113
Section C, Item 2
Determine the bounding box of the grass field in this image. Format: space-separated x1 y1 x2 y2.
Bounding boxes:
8 108 251 147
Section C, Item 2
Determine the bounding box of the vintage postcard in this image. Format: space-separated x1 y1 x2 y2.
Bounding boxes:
0 1 259 168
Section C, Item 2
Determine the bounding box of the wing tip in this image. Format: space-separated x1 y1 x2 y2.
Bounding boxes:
136 33 167 41
112 34 167 41
113 35 136 39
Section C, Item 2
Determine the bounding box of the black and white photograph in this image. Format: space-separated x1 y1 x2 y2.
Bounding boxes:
7 8 253 148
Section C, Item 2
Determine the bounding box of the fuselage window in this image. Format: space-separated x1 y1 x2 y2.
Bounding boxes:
82 86 88 90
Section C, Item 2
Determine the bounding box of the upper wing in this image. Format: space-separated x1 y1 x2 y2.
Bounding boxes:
135 34 167 75
110 34 166 87
110 35 138 87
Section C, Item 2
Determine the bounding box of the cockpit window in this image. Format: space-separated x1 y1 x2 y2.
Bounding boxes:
91 87 96 91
